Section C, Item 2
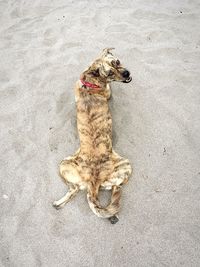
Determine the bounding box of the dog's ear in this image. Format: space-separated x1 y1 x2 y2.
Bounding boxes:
88 68 100 77
101 48 115 57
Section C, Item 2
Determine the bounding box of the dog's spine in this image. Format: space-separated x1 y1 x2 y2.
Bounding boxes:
87 183 121 218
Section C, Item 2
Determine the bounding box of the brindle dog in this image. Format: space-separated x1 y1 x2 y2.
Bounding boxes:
53 48 132 224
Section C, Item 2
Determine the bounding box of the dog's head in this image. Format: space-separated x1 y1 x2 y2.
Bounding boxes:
84 48 132 84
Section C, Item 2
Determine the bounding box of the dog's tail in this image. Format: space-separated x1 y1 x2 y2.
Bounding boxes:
87 182 121 219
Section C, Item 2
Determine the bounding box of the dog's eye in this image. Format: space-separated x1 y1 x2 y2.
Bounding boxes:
116 60 120 66
108 70 114 76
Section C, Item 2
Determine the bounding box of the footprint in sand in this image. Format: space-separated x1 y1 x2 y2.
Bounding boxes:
43 28 58 47
60 42 82 53
106 23 129 33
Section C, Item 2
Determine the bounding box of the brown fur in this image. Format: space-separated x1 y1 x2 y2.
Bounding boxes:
53 48 132 223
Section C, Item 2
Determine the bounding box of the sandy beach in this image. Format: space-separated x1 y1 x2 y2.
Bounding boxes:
1 0 200 266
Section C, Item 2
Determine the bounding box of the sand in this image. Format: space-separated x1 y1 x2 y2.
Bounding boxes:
1 0 200 266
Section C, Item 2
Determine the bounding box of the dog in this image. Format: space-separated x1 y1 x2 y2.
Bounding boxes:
53 48 132 224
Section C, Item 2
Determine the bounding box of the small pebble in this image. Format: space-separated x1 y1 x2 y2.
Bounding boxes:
155 188 161 193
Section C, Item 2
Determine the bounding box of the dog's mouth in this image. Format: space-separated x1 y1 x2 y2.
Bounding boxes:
123 76 132 83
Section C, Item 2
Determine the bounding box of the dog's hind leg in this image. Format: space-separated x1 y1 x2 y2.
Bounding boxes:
110 150 132 185
53 154 82 209
108 185 121 224
53 184 79 209
104 151 132 223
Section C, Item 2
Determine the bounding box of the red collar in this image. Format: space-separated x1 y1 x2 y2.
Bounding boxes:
80 79 101 90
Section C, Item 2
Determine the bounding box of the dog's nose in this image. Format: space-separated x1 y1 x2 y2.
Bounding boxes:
122 70 130 78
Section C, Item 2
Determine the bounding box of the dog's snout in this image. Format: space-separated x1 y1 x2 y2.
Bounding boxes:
122 70 130 78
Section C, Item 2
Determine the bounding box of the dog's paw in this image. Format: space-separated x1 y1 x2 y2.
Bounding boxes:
109 215 119 224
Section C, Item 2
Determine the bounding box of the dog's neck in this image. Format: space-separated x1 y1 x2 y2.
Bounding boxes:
80 73 107 94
